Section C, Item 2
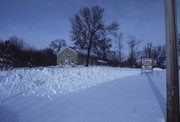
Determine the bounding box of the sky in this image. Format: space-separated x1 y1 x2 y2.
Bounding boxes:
0 0 180 49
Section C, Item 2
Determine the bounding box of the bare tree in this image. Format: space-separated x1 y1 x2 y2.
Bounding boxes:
127 35 140 67
152 45 166 68
9 36 24 50
142 42 153 58
50 39 66 53
8 36 25 67
97 34 112 60
0 36 25 69
114 32 123 66
70 6 118 66
0 41 13 70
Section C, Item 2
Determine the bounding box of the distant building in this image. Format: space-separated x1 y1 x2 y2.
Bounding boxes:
57 47 98 66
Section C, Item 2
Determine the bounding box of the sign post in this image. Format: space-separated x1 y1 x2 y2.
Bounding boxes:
164 0 179 121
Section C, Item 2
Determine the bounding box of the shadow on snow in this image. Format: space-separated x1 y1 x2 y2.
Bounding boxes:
146 73 166 118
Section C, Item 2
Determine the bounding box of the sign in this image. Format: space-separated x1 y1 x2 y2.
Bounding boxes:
141 58 153 74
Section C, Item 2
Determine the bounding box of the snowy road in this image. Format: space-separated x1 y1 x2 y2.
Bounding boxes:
0 69 166 122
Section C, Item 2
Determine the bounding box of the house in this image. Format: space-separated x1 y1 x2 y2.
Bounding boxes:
57 47 98 66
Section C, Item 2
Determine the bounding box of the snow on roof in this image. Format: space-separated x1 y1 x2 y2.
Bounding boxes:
97 60 108 64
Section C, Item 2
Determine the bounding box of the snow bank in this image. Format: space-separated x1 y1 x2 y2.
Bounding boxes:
153 67 164 71
0 66 140 99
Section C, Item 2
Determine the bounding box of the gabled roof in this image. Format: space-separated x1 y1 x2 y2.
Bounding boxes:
57 46 98 57
74 49 98 57
57 46 77 55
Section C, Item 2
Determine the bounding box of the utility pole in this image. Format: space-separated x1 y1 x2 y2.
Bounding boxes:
164 0 179 122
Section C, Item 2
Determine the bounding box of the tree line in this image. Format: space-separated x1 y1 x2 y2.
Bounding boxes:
0 36 56 70
1 6 178 70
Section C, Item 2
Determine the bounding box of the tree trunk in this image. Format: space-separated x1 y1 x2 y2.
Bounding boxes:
85 42 91 67
86 32 94 67
119 40 122 65
86 39 93 67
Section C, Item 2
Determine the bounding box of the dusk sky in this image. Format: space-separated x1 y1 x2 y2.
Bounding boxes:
0 0 180 49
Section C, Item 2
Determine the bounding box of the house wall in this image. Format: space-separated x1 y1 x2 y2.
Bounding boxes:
57 47 98 66
57 48 78 66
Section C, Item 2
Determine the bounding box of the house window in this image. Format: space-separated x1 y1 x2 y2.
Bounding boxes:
67 52 70 57
65 59 68 65
71 60 74 65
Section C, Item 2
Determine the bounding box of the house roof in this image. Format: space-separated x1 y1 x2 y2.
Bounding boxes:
57 46 98 57
57 46 77 55
74 49 98 57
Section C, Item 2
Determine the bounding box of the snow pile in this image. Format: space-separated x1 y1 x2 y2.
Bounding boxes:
0 66 140 98
153 67 164 71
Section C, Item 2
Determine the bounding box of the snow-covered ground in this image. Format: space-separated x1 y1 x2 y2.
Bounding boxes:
0 66 166 122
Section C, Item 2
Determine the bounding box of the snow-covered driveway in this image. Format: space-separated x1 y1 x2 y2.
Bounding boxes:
0 68 166 122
